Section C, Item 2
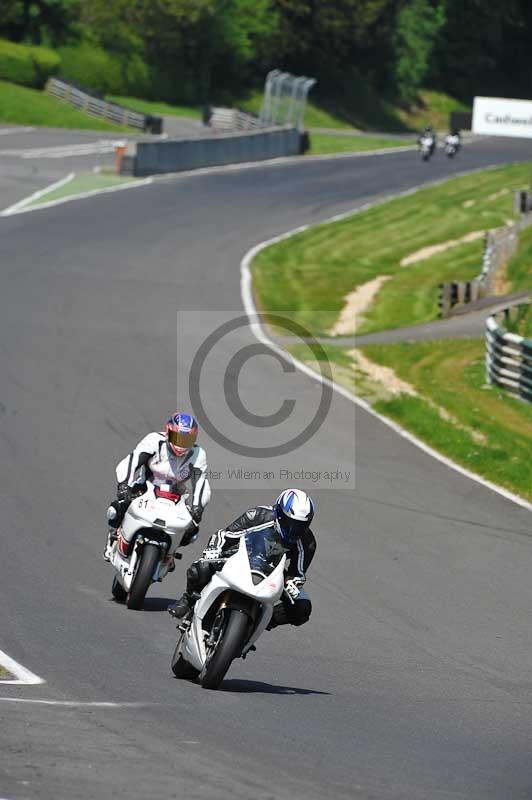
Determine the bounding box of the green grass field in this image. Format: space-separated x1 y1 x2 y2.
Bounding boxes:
0 80 130 131
107 95 202 120
288 338 532 501
252 164 530 337
507 223 532 293
308 133 409 155
505 304 532 338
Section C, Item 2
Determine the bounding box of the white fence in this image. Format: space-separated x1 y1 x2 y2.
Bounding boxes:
46 78 161 132
206 107 264 132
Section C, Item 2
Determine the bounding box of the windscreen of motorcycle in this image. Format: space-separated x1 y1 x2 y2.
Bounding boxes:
244 528 285 577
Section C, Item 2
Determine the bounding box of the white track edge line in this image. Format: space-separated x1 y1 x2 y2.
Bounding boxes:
1 172 75 215
0 648 45 685
0 176 153 217
0 698 149 707
240 178 532 513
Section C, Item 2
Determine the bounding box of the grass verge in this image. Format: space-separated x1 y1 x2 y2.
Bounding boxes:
107 95 202 120
308 133 409 155
0 80 131 131
507 223 532 294
288 339 532 502
0 665 12 679
24 172 141 209
252 163 531 337
505 304 532 338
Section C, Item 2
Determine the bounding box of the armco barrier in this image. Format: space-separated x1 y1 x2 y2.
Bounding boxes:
205 106 263 131
439 199 532 317
486 305 532 403
46 77 163 133
132 127 301 176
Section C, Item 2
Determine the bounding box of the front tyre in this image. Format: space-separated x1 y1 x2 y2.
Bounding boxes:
127 543 159 610
201 609 249 690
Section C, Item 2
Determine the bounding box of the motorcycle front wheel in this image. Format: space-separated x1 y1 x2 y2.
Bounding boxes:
201 608 249 690
127 543 159 610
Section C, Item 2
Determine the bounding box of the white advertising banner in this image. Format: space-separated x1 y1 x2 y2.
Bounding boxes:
473 96 532 138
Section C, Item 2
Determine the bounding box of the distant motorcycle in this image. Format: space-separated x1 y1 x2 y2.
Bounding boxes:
171 526 286 689
106 481 195 609
419 134 435 161
444 133 461 158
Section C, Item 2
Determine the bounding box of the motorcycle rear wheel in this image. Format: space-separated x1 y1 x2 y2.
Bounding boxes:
201 608 249 690
127 543 159 610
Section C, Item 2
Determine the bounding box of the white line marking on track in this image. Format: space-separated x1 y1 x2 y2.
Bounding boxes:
1 172 75 215
0 648 45 684
0 126 34 136
240 173 532 513
0 698 151 707
0 175 153 217
0 139 121 159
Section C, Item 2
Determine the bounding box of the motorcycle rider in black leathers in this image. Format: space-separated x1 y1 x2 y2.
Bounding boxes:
168 488 316 629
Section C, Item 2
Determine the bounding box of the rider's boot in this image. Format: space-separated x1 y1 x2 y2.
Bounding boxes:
266 604 288 630
102 527 117 562
168 591 193 619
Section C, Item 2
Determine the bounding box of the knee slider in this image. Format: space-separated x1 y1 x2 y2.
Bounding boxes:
289 599 312 626
187 561 214 591
106 500 122 528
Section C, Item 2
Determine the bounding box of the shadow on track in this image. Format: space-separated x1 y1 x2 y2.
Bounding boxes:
141 597 175 612
221 679 330 695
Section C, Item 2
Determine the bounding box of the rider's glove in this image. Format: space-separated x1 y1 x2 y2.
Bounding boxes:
116 482 130 502
284 579 303 603
203 546 223 560
179 520 199 547
191 505 203 524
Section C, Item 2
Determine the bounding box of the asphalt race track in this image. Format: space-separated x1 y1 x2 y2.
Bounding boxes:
1 138 531 800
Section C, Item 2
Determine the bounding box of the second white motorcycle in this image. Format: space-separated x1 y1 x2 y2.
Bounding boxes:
107 480 195 610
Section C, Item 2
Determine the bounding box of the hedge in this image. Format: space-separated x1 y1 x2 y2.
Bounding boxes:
58 43 125 96
0 39 60 88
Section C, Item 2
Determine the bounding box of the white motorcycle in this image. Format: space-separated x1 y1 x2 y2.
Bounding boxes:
419 134 435 161
107 481 195 610
444 134 461 158
171 527 286 689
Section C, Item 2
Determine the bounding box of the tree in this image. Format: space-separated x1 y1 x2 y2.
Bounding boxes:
0 0 80 45
393 0 445 104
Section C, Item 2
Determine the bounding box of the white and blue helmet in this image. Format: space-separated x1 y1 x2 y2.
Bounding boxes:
275 488 314 544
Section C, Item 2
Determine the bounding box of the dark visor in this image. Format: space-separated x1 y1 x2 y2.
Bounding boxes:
168 429 196 449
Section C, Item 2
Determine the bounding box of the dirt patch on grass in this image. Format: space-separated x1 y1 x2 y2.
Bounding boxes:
348 348 417 396
462 188 510 209
400 230 486 266
348 348 487 444
330 276 391 336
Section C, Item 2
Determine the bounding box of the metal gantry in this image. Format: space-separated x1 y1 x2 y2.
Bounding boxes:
260 70 316 130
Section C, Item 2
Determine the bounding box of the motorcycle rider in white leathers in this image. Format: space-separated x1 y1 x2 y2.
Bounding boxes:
168 488 316 628
103 412 211 560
